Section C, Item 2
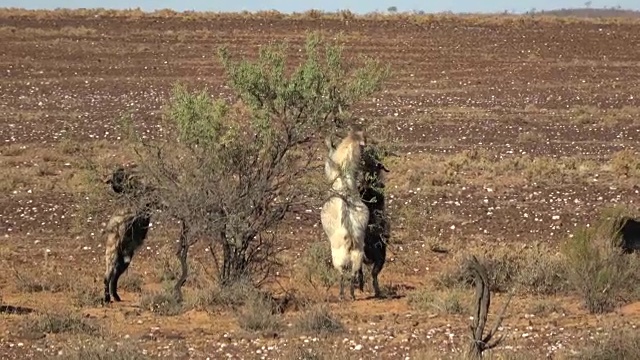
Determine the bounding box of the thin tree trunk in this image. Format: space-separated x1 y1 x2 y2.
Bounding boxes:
220 235 250 287
173 220 190 302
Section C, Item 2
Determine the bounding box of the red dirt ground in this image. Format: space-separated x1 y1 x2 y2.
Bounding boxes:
1 9 640 360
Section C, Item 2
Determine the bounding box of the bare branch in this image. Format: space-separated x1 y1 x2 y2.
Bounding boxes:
466 255 512 359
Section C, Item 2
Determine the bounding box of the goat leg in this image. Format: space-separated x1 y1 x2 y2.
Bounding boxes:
349 274 356 301
109 255 130 302
103 272 113 303
357 268 365 292
104 251 118 303
338 273 345 301
371 260 384 298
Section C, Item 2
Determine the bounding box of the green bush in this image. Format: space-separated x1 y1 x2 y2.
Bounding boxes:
121 31 389 293
562 216 638 314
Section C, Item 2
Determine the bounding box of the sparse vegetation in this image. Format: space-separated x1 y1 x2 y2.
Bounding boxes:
437 246 569 296
573 329 640 360
21 311 101 336
561 215 640 314
297 242 339 295
11 266 74 294
139 288 184 316
235 291 283 332
293 304 345 335
47 339 149 360
119 272 144 293
118 31 388 295
73 285 104 308
528 300 567 316
186 279 261 310
3 8 640 359
408 287 468 315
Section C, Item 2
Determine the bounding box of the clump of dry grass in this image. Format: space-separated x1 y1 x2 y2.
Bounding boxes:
187 278 260 311
11 265 73 294
235 292 283 332
573 329 640 360
407 287 468 315
72 285 104 308
561 215 640 314
119 272 144 293
139 287 184 316
296 242 338 296
609 149 640 179
0 171 33 193
47 338 149 360
0 144 27 156
21 310 101 336
436 245 569 296
292 304 345 335
527 300 567 316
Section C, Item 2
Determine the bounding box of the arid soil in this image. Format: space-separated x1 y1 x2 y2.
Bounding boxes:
1 9 640 360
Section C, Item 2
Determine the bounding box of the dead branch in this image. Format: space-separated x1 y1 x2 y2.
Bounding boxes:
467 255 513 359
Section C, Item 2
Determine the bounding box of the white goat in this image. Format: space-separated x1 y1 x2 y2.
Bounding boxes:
320 128 370 301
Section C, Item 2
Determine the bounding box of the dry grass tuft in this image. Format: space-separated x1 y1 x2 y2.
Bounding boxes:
12 266 74 294
296 242 338 296
187 279 261 311
561 215 640 314
73 285 104 308
436 245 569 296
408 287 469 315
572 329 640 360
139 287 184 316
235 292 283 332
47 338 149 360
527 300 568 316
118 272 144 293
21 310 101 336
292 304 345 335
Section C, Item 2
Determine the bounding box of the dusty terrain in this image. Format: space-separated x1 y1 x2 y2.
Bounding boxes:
1 8 640 360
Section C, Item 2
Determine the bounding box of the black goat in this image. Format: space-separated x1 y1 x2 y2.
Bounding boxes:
356 147 390 298
102 166 154 303
613 216 640 254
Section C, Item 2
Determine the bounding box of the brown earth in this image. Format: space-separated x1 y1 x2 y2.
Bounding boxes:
1 8 640 360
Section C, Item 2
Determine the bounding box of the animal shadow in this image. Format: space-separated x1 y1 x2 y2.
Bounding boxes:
362 283 415 301
0 304 36 315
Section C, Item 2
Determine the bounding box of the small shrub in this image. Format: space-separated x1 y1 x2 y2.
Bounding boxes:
73 286 104 308
139 288 183 316
236 292 282 332
516 247 569 295
22 311 101 336
609 149 640 178
297 242 338 294
119 272 144 293
282 345 325 360
562 218 638 314
187 279 260 311
48 339 149 360
407 287 468 315
437 246 569 296
574 329 640 360
437 251 521 293
1 144 27 156
528 300 567 316
12 268 71 293
293 304 344 335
